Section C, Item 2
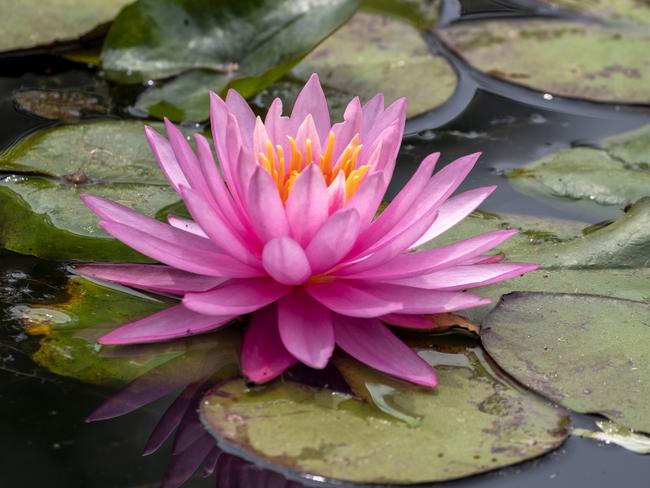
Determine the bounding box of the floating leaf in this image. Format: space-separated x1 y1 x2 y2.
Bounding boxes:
201 339 568 484
573 420 650 455
14 89 108 122
0 121 182 261
541 0 650 25
106 0 358 121
437 19 650 104
0 0 131 53
361 0 441 29
482 292 650 433
507 124 650 206
293 11 457 119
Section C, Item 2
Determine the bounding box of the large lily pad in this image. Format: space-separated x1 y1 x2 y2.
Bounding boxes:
437 19 650 104
0 0 131 53
0 121 181 261
200 339 568 484
482 292 650 433
507 124 650 206
361 0 441 29
293 11 457 119
106 0 358 122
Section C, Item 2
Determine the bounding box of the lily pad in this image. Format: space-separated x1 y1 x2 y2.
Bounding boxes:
200 339 568 484
541 0 650 25
361 0 441 29
0 0 132 53
507 124 650 207
482 292 650 433
14 89 109 122
573 420 650 454
437 19 650 104
0 121 181 261
293 11 457 119
8 274 240 386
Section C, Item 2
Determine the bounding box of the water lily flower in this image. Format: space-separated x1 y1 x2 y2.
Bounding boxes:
77 74 537 387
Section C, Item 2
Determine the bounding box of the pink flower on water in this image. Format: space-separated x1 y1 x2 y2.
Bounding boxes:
77 74 537 387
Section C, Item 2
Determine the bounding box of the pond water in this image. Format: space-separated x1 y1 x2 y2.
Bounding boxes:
1 1 649 487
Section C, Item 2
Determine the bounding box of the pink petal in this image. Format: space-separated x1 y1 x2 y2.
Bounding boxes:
389 263 539 290
286 164 329 246
336 205 439 276
183 278 291 316
295 114 322 163
331 97 362 161
359 98 406 171
379 152 481 245
278 289 334 369
305 280 402 317
360 93 385 141
241 305 298 383
99 304 234 345
345 172 386 231
327 170 347 213
262 237 312 285
180 186 260 266
349 229 518 281
144 125 189 194
246 167 290 241
291 73 330 142
264 98 291 157
332 315 437 387
460 254 505 265
360 152 439 250
341 281 491 314
380 314 435 329
167 215 208 238
225 88 256 148
253 116 271 163
164 118 211 199
99 220 259 278
410 186 497 249
74 264 222 295
305 208 360 274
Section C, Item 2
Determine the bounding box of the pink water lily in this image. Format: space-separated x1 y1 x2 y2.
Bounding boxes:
77 74 537 387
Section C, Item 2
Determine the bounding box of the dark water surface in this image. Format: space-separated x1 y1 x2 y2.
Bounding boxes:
2 1 650 487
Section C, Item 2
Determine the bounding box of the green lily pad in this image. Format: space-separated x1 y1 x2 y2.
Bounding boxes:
482 292 650 433
0 0 131 53
293 11 457 119
200 339 568 484
106 0 358 121
541 0 650 25
0 121 182 261
437 19 650 104
8 274 240 386
573 420 650 454
507 124 650 207
361 0 441 29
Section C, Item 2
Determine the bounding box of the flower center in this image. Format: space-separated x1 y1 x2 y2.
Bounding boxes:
256 131 370 202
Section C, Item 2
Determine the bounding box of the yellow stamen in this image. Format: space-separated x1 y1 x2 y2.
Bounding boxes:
276 144 285 178
345 165 370 200
305 138 313 165
320 132 335 174
287 136 302 173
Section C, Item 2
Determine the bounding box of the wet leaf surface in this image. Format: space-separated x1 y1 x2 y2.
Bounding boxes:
0 121 181 261
437 19 650 104
106 0 358 121
0 0 132 53
573 420 650 455
200 338 569 484
293 11 457 119
482 292 650 433
507 123 650 206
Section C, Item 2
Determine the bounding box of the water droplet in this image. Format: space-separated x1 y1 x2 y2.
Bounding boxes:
543 93 553 100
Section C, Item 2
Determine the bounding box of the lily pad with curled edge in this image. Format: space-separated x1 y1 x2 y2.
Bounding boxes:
200 337 569 484
507 124 650 207
436 19 650 104
292 11 458 119
0 0 132 53
0 120 182 261
9 274 240 386
482 292 650 433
